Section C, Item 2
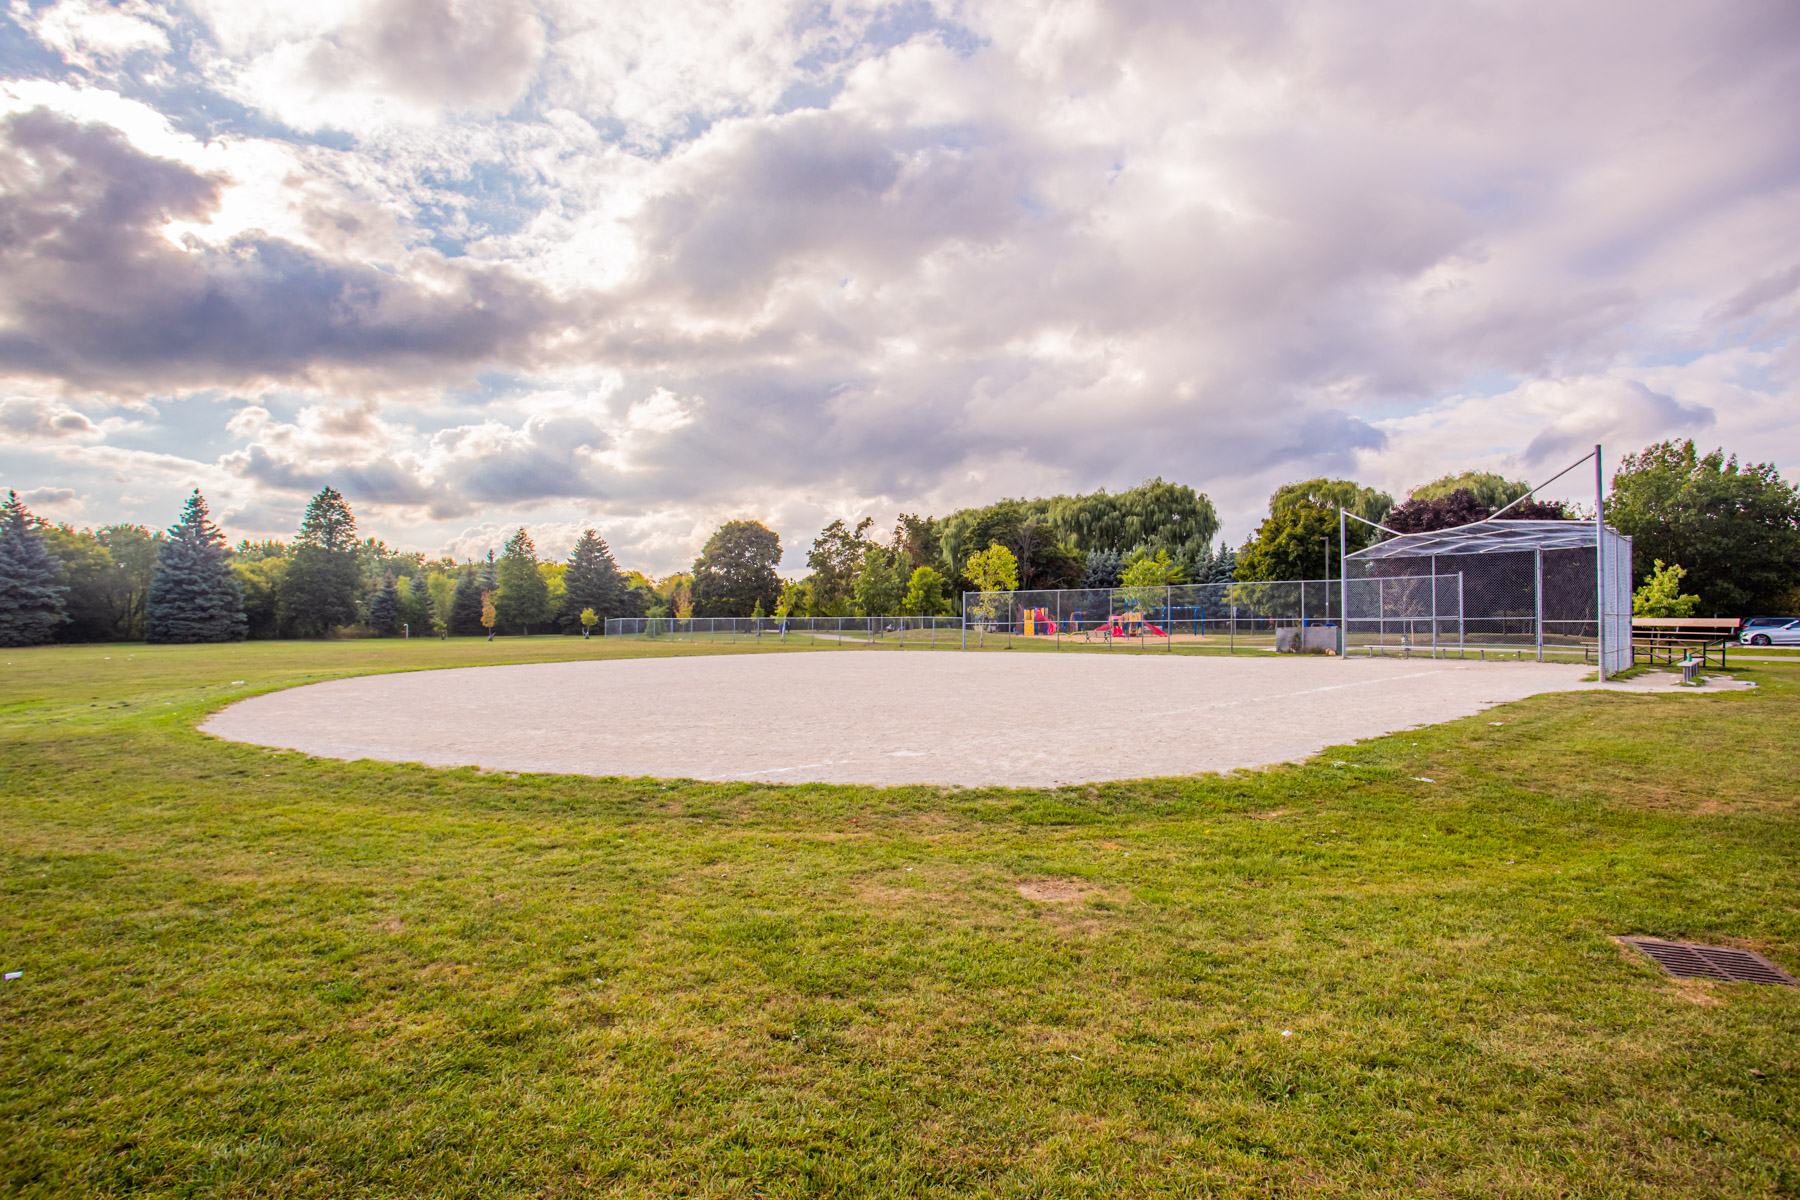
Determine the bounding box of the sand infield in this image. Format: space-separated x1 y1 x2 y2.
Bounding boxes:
199 651 1726 787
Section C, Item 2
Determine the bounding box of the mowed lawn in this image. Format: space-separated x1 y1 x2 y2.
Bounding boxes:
2 640 1799 1198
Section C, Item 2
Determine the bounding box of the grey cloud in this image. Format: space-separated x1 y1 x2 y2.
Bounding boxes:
0 395 99 438
306 0 546 113
19 486 76 505
235 444 433 507
0 109 564 389
1523 381 1716 465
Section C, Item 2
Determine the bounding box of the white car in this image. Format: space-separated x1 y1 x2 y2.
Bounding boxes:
1741 618 1800 646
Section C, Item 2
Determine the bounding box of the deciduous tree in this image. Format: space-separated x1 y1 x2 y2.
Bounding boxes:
1609 440 1800 615
692 520 782 617
1633 560 1700 618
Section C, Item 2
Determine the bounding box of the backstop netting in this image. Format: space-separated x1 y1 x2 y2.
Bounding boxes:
1344 518 1633 673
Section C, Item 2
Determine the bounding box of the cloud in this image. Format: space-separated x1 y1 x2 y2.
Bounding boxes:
2 0 1798 562
18 485 78 508
0 108 565 389
0 395 100 438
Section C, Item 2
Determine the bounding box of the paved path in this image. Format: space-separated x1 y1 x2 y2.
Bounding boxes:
202 654 1748 787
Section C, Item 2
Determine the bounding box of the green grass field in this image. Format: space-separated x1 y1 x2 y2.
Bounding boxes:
3 638 1799 1197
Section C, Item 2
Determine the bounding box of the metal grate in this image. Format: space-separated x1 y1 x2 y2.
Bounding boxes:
1622 937 1797 986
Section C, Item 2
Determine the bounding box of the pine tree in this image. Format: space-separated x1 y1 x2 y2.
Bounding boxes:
449 554 497 636
0 491 68 647
278 486 361 637
558 528 632 633
494 527 549 634
145 490 246 644
368 573 401 635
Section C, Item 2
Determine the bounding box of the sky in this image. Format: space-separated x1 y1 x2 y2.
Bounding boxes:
2 0 1798 574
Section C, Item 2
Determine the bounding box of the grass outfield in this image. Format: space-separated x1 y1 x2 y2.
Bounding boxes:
3 639 1799 1198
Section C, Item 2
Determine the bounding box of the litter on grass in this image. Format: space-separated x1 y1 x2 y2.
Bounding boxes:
1413 777 1436 783
3 972 20 981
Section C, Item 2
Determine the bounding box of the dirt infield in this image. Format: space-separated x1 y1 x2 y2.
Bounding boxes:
201 652 1724 787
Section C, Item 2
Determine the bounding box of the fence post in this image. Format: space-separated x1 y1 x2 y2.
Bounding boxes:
1533 550 1544 661
961 595 967 650
1166 585 1172 653
1230 603 1236 654
1457 573 1465 657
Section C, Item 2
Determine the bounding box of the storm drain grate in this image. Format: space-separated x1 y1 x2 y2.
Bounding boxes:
1621 937 1797 986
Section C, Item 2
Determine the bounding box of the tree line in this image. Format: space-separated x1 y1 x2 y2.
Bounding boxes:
0 486 648 647
4 441 1790 647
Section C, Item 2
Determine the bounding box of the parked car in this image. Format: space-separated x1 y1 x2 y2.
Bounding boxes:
1741 618 1800 646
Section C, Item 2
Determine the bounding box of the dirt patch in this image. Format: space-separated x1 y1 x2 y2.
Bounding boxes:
1248 807 1293 820
202 654 1644 787
1018 878 1093 903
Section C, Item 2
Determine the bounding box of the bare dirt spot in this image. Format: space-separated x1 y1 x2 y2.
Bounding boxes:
204 653 1713 787
374 917 405 934
1018 878 1093 903
1248 807 1293 820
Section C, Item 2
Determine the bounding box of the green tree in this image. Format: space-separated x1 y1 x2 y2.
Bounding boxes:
397 574 434 635
97 524 161 639
1407 471 1532 510
233 555 288 639
40 523 115 641
368 573 401 635
146 490 246 644
805 517 878 614
1236 501 1370 582
579 606 598 637
1633 560 1700 618
852 547 907 616
964 543 1018 633
425 569 457 635
558 529 635 633
775 580 807 620
450 555 497 636
1609 440 1800 615
279 486 361 637
494 528 550 634
692 520 782 617
0 491 67 647
1270 478 1394 525
901 566 949 615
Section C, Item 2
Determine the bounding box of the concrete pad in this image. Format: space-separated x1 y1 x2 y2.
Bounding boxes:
200 652 1737 787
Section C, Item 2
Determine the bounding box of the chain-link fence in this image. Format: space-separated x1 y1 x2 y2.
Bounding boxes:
961 577 1464 653
604 615 964 647
606 556 1630 662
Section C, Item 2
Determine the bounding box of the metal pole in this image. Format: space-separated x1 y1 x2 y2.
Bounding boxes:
1594 443 1607 682
1166 585 1172 653
1339 507 1348 658
1534 548 1544 661
961 595 967 650
1230 602 1236 654
1457 573 1465 657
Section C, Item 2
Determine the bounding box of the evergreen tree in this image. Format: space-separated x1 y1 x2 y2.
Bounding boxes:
450 554 497 636
278 486 361 637
494 528 549 634
0 491 68 647
145 489 246 644
368 573 401 635
1194 539 1238 585
558 528 633 632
